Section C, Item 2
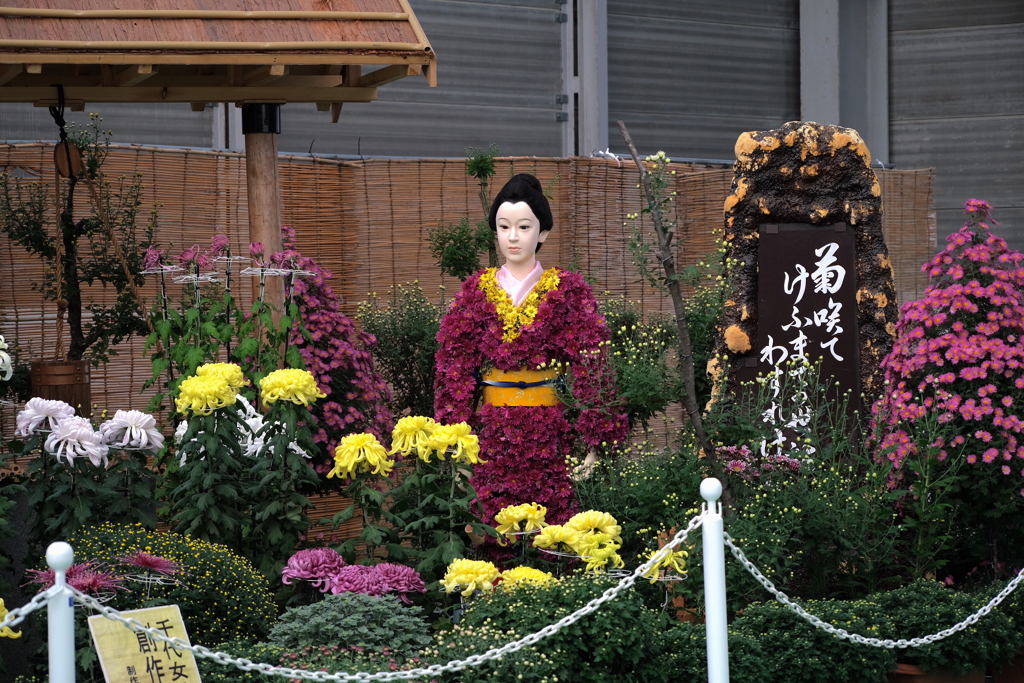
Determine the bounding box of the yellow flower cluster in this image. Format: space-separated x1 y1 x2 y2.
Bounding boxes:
259 368 326 407
479 267 560 342
494 503 548 542
429 422 482 465
175 373 236 416
328 433 394 479
640 547 689 583
390 416 438 460
531 510 625 572
0 598 21 638
531 524 581 553
195 363 249 391
500 566 555 590
442 559 500 597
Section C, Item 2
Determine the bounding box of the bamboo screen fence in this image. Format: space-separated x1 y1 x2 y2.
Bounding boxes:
0 142 936 430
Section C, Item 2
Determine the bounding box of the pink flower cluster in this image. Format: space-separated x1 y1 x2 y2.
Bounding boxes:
280 226 394 472
871 200 1024 481
281 548 426 603
718 444 802 483
24 561 125 596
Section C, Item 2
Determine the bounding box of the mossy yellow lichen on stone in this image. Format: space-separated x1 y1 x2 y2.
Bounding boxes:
870 179 881 197
886 322 896 336
734 132 760 161
724 324 751 353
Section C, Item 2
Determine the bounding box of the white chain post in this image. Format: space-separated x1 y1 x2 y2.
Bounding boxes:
701 478 729 683
47 541 76 683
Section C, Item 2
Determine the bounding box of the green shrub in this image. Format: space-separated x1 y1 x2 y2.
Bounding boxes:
653 622 770 683
730 599 896 683
68 522 277 646
873 579 1022 675
196 641 286 683
267 593 432 660
442 574 669 683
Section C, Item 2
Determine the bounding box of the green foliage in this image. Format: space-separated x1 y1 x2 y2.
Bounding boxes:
464 144 500 182
428 217 491 281
600 298 681 428
30 523 277 682
443 575 669 683
655 622 771 683
196 641 287 683
10 428 157 559
729 599 897 683
359 284 442 418
268 593 432 659
873 580 1022 675
0 116 155 363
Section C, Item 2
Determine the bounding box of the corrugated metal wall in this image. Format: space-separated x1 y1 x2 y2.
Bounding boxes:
606 0 800 161
889 0 1024 250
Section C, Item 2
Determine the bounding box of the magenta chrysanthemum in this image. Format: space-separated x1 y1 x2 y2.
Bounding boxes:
117 551 180 576
374 563 427 604
871 199 1024 496
281 547 346 592
327 564 388 597
24 561 125 596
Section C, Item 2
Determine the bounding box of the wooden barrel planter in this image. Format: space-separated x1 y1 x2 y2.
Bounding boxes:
30 359 91 417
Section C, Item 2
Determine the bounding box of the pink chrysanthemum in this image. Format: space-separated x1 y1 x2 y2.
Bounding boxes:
327 565 388 597
281 547 346 592
373 563 427 604
118 551 180 576
24 561 125 596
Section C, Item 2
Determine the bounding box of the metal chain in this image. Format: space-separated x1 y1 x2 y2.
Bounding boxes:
724 533 1024 649
70 513 704 682
0 585 60 631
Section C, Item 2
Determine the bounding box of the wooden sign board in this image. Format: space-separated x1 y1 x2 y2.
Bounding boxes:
88 605 202 683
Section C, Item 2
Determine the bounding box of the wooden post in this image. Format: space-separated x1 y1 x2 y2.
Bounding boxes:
242 103 285 314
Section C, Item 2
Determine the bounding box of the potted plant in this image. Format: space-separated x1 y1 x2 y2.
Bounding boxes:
0 116 155 415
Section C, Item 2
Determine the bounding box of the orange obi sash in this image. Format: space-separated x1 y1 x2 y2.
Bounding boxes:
481 367 562 407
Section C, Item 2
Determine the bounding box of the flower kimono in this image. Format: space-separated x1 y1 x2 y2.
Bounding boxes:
434 267 629 535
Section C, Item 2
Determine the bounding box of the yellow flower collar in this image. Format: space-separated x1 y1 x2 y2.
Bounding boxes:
479 267 561 342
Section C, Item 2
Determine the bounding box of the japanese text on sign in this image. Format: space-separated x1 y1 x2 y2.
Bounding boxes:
89 605 201 683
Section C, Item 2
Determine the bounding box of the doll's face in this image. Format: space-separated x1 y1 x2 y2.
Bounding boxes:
496 201 549 270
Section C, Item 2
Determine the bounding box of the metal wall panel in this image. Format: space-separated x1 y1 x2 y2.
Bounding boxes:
0 102 213 147
277 0 565 157
606 1 800 160
889 0 1024 251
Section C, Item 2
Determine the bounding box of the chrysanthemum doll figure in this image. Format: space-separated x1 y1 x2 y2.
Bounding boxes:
434 174 629 539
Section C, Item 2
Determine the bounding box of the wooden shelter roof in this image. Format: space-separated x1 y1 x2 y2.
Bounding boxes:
0 0 435 118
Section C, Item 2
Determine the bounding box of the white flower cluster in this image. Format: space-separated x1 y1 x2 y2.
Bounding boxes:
16 398 165 468
0 335 12 382
174 394 308 466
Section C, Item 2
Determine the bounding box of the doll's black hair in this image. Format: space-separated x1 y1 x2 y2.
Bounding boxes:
488 174 553 252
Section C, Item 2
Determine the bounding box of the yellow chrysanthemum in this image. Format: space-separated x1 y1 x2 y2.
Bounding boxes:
494 503 549 536
579 537 625 574
479 267 561 342
390 416 438 460
442 559 500 597
328 433 394 479
175 374 237 416
429 422 483 465
641 548 689 583
566 510 622 544
531 524 581 553
0 598 21 638
500 566 556 590
260 368 326 407
195 363 249 391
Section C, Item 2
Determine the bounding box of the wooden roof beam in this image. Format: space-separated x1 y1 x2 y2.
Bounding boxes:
0 8 410 21
243 64 287 87
116 64 155 87
16 85 378 105
357 63 420 88
0 63 21 86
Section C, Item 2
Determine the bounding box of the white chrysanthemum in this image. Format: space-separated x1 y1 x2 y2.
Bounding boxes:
45 416 108 467
0 335 12 382
175 395 307 466
98 410 165 453
16 398 75 436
